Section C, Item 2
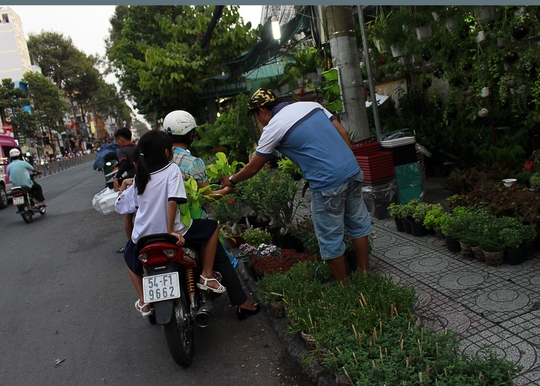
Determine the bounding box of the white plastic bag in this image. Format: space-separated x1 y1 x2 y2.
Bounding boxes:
92 187 118 215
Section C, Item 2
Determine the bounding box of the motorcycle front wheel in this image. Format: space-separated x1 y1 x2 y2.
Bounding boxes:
163 284 194 367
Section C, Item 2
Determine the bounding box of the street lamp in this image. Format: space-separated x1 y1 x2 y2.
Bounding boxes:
271 16 281 40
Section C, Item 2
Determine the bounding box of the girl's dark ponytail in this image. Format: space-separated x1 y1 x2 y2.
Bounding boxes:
134 130 172 195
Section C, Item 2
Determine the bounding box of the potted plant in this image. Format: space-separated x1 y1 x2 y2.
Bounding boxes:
476 217 507 266
242 226 272 248
400 198 419 234
240 167 306 238
387 202 406 232
411 202 438 237
207 192 245 243
522 223 537 260
422 204 446 238
205 151 245 182
290 214 320 255
277 157 303 181
440 206 470 252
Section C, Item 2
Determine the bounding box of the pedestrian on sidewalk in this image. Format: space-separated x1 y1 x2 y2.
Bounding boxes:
222 88 371 281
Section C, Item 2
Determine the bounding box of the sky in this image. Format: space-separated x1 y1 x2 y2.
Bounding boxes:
6 5 263 122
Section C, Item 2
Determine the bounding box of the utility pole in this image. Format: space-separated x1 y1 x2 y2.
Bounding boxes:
324 6 370 141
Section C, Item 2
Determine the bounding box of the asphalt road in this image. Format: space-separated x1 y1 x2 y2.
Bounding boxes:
0 162 313 386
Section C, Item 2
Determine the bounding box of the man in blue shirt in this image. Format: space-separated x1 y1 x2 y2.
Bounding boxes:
222 88 371 281
7 148 46 206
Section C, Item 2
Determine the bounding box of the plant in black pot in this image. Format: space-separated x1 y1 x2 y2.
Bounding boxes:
240 167 306 250
387 202 406 232
477 218 507 267
422 204 446 238
521 223 537 260
499 216 531 265
401 199 420 235
440 206 470 253
411 202 439 237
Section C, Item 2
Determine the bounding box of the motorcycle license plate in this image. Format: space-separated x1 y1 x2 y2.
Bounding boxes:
13 196 24 205
143 272 181 304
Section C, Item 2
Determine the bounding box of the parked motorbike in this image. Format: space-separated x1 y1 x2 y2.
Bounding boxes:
136 233 218 367
11 171 46 224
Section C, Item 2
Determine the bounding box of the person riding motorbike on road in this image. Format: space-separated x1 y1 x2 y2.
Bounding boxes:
7 148 46 207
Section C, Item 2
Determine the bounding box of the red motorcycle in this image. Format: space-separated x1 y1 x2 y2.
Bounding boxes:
136 233 218 367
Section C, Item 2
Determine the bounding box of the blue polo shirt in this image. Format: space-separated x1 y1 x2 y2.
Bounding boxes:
255 102 360 191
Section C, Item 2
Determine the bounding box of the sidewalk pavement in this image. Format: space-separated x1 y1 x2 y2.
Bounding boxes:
239 177 540 385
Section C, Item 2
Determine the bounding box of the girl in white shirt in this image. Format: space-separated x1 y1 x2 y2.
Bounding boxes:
116 130 225 317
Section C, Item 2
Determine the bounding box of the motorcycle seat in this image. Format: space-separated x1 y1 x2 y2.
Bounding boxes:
136 233 179 253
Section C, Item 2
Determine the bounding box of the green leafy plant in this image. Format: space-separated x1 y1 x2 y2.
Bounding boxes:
401 198 419 219
290 214 320 256
531 173 540 192
440 206 470 239
180 176 212 224
239 167 305 231
412 202 439 223
387 202 405 220
256 256 521 385
242 226 272 247
422 204 445 229
205 152 245 182
207 194 244 232
277 157 303 179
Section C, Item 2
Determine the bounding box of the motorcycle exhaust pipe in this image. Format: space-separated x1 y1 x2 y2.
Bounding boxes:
194 302 214 328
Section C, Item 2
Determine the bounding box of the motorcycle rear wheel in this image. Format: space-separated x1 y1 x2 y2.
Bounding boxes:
163 285 194 367
22 211 33 224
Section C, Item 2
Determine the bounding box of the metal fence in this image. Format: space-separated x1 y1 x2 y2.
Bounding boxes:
34 154 95 178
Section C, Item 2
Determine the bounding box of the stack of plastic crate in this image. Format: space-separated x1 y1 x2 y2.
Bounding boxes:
350 140 396 219
380 137 423 204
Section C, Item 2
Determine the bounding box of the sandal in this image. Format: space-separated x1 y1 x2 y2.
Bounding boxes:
135 299 152 317
196 275 227 294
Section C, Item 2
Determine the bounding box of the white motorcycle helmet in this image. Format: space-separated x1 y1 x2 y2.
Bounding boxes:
163 110 197 135
9 148 21 158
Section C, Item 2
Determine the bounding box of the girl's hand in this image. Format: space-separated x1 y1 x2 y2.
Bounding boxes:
171 232 185 246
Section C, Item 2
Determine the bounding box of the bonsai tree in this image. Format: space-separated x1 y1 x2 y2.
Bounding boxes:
240 167 305 233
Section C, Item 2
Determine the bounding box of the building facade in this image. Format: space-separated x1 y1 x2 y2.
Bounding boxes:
0 7 32 83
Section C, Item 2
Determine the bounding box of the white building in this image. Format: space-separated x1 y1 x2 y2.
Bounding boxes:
0 6 33 83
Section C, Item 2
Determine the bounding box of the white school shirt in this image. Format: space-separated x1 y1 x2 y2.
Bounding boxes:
115 162 191 243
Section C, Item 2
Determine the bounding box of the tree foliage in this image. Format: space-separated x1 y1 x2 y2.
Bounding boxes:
22 72 70 135
0 78 33 137
106 5 256 124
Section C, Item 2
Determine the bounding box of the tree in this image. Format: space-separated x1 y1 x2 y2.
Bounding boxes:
106 5 256 124
22 72 70 136
26 31 80 89
0 78 34 138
